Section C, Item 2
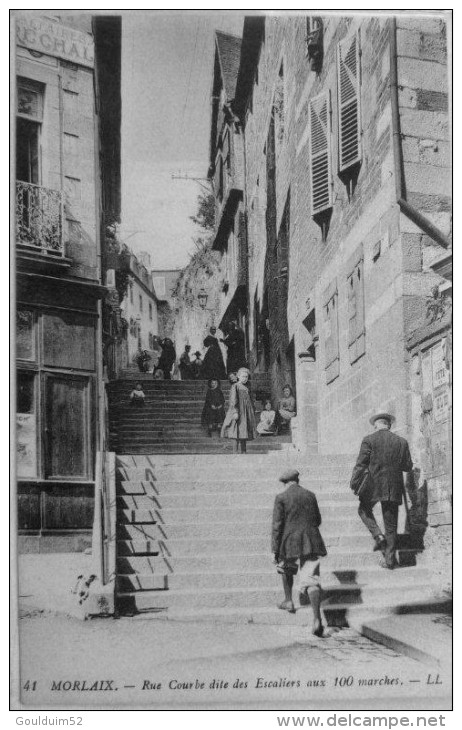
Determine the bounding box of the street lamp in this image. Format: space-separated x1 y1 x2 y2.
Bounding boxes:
198 288 208 310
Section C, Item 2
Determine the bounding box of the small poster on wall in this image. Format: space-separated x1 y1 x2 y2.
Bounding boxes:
16 413 37 478
432 338 449 389
421 349 432 395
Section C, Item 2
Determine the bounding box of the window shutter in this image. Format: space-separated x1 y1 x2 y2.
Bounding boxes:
222 129 230 170
347 257 365 363
309 91 332 215
323 280 339 383
337 32 361 172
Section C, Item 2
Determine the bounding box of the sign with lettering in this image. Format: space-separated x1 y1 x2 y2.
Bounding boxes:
432 339 449 389
434 388 449 423
16 16 94 68
421 350 432 395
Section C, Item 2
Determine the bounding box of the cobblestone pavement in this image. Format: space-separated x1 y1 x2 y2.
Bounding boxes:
16 614 450 709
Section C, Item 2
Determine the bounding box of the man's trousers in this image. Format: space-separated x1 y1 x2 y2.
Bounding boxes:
358 499 399 567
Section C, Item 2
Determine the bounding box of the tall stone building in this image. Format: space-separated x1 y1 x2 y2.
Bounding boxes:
15 14 121 550
207 12 451 585
231 14 450 455
209 31 248 347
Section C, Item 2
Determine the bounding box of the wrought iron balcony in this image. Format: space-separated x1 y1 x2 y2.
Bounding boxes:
16 181 63 255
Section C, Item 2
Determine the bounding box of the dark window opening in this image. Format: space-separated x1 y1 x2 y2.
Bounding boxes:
16 117 40 184
17 372 35 414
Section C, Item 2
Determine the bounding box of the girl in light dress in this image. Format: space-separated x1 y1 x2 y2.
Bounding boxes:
221 367 257 454
256 399 277 436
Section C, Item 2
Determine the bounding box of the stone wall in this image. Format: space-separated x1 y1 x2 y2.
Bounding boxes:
242 14 450 453
407 321 452 594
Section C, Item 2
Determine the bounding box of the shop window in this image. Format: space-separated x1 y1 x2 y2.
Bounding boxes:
337 32 362 173
323 280 339 383
309 91 333 219
17 371 37 479
43 311 95 371
17 309 36 361
347 256 365 363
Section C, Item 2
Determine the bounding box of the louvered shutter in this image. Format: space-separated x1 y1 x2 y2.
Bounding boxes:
347 256 365 363
323 279 339 383
309 91 332 215
337 32 361 172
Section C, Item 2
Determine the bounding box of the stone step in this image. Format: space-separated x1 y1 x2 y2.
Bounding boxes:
116 601 437 628
115 432 277 441
113 376 270 385
117 462 351 477
116 552 427 576
114 520 396 554
110 439 281 456
116 583 434 614
116 501 362 525
114 420 269 430
115 491 354 510
117 487 351 504
116 516 360 539
117 478 347 495
115 536 420 568
112 415 220 422
111 400 236 405
116 567 430 593
116 454 355 467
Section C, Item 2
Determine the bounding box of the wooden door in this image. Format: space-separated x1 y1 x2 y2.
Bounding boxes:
45 375 92 480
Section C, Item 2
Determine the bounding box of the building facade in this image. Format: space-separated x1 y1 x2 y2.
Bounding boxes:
208 32 249 349
213 12 451 584
232 14 450 455
119 249 159 367
15 14 121 550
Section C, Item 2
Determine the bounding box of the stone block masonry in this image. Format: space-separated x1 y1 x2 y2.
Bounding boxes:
241 14 449 453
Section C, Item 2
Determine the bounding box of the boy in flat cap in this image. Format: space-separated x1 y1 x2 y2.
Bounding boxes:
271 468 327 637
350 412 413 569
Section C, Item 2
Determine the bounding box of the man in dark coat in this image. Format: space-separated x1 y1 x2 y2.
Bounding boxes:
202 327 226 380
221 321 247 374
272 468 327 636
350 412 413 569
179 345 193 380
157 338 176 380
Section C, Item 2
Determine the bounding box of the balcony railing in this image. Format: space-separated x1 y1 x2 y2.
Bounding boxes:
16 181 63 255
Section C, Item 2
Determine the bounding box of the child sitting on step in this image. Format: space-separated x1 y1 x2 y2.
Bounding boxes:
256 399 277 436
129 383 145 407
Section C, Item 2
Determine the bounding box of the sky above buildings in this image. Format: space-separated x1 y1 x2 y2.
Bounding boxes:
120 11 245 270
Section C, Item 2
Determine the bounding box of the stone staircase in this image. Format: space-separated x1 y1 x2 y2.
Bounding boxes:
107 374 290 454
114 453 434 625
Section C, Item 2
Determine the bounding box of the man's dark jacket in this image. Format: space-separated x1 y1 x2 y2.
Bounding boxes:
271 482 327 559
350 429 413 504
